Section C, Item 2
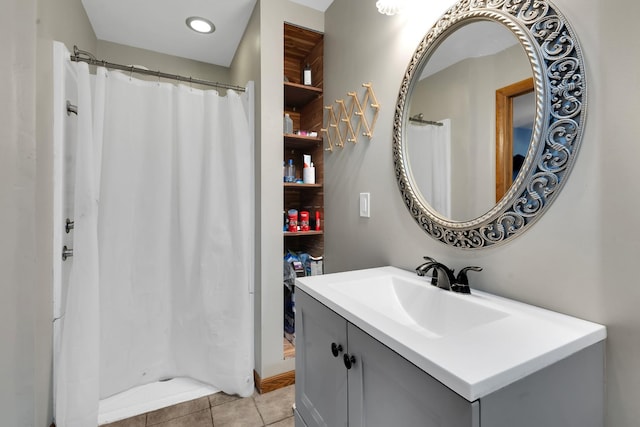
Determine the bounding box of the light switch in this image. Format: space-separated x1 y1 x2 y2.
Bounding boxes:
359 193 371 218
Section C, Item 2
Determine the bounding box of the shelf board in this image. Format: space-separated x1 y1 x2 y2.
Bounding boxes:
284 134 322 150
284 82 323 108
284 133 322 142
284 133 324 150
284 230 324 237
283 183 322 188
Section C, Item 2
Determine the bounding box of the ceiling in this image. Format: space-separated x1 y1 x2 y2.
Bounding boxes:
81 0 335 67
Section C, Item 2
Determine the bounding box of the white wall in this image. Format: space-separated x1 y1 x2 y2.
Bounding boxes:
324 0 640 426
96 41 232 88
235 0 324 381
1 1 39 426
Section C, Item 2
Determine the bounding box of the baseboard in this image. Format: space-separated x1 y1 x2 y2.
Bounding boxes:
253 369 295 394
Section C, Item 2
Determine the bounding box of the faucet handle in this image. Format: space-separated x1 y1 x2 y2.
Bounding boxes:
452 266 482 294
415 256 438 277
422 255 438 286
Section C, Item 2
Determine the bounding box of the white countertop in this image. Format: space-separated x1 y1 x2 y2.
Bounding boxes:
295 266 606 401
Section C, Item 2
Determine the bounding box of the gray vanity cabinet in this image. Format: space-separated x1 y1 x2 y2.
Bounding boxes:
295 289 348 427
295 289 478 427
346 324 478 426
295 287 605 427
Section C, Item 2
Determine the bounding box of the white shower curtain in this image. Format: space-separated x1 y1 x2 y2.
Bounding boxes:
407 119 452 218
56 59 254 427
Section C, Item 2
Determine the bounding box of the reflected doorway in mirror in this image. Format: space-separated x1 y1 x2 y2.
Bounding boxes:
495 77 535 203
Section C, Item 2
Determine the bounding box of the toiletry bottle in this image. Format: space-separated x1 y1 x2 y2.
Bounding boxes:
303 64 312 86
303 162 315 184
283 113 293 134
300 211 310 231
285 159 296 183
315 211 321 231
288 209 298 232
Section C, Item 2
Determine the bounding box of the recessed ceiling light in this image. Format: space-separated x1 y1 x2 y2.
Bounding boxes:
186 16 216 34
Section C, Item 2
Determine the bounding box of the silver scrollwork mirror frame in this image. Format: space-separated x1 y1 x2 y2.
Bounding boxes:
393 0 587 249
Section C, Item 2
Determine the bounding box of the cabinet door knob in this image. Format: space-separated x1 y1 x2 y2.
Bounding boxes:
331 342 343 357
343 353 356 369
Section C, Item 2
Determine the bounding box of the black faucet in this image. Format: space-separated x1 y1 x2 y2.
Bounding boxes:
450 266 483 294
415 257 482 294
416 256 453 288
415 256 442 287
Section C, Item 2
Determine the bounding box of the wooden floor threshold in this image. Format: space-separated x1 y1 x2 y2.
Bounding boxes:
254 369 295 394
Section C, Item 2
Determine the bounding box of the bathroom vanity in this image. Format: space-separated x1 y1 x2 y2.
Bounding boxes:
294 267 606 427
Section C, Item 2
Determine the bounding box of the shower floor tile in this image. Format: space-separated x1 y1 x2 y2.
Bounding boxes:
99 377 219 424
146 396 210 425
100 385 295 427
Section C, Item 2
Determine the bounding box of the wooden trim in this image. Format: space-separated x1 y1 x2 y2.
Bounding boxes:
283 183 323 189
495 77 534 202
284 230 324 237
254 369 296 394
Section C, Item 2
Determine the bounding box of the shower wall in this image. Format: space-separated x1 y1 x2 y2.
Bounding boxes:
34 0 98 422
51 41 79 409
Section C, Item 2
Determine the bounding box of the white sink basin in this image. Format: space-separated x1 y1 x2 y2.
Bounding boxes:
328 275 508 338
296 266 606 401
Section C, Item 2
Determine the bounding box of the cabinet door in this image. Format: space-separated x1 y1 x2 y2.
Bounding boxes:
296 290 348 427
347 324 479 427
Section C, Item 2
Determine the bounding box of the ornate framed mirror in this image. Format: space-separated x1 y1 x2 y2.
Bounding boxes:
393 0 586 249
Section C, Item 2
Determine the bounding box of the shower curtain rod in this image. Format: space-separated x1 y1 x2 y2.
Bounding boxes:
70 45 246 92
409 113 443 126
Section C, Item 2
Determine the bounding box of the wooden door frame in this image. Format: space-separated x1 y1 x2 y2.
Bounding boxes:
495 77 534 202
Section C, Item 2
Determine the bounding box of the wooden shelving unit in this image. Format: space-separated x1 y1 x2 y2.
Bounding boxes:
284 82 323 107
283 23 324 360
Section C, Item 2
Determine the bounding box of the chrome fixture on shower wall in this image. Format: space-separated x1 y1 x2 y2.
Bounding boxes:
63 218 74 261
62 245 73 261
66 101 78 116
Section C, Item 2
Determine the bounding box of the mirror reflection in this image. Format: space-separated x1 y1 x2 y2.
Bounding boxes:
406 20 533 222
495 78 535 202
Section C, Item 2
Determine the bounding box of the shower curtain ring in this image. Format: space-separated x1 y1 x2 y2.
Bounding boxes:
129 65 134 81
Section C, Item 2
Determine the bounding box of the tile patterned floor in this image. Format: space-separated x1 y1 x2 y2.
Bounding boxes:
101 385 295 427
